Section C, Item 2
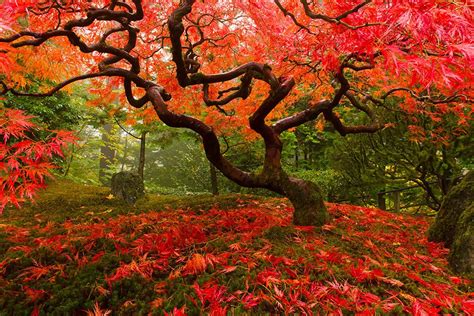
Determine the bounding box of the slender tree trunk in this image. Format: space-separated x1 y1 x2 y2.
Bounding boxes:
121 134 128 172
439 147 452 195
63 144 75 177
294 147 299 168
209 162 219 195
99 123 116 185
138 131 147 179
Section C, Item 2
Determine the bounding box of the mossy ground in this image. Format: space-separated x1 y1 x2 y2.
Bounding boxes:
3 179 254 226
0 180 472 315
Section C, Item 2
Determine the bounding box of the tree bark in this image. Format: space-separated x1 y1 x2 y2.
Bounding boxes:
121 134 128 172
138 131 147 180
280 176 329 226
294 147 299 168
448 204 473 274
63 144 75 177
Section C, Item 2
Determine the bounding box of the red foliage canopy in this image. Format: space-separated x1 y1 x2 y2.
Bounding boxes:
0 108 75 211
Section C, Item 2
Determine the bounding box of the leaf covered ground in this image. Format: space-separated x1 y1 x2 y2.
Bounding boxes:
0 181 472 315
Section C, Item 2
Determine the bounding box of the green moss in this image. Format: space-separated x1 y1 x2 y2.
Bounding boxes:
0 234 13 253
111 171 145 204
1 179 262 227
108 275 156 314
448 203 474 276
162 280 193 313
207 238 232 252
428 171 474 247
282 178 329 226
263 225 296 243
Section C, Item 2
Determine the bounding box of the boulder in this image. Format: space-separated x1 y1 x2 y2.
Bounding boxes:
448 204 473 274
428 171 474 275
111 171 144 204
428 171 474 247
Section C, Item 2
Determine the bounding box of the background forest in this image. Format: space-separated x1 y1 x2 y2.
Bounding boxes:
8 88 470 213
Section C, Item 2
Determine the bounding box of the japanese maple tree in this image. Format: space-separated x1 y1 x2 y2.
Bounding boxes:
0 108 75 212
0 0 472 225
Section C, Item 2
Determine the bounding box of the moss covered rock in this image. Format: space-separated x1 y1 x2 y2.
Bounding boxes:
111 171 145 204
428 171 474 247
448 204 474 274
427 171 474 275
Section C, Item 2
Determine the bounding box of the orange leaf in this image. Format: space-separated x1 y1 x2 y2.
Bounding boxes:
182 253 207 275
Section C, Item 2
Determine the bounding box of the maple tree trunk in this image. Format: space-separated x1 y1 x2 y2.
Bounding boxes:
280 176 329 226
148 86 330 226
428 171 474 247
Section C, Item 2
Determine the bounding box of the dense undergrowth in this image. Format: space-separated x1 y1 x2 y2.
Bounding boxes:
0 180 472 315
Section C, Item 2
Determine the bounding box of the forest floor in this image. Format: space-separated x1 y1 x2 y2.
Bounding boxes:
0 180 472 315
